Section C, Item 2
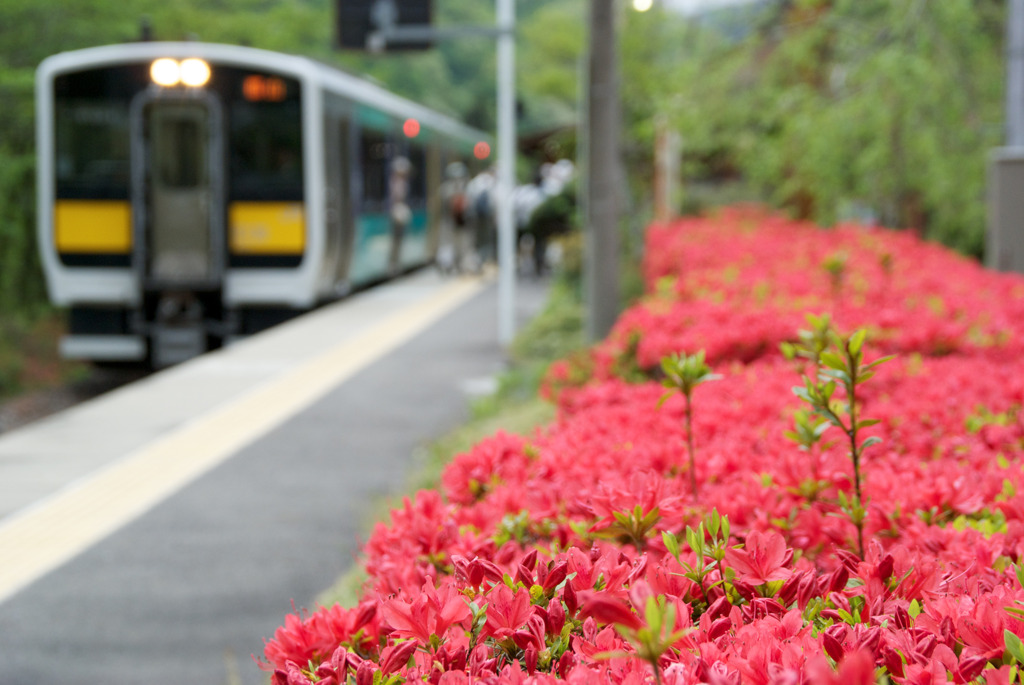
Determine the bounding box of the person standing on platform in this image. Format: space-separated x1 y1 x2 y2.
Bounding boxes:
388 156 413 276
465 167 497 270
437 162 470 274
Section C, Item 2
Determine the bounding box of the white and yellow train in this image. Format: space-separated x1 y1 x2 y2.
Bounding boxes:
37 42 486 366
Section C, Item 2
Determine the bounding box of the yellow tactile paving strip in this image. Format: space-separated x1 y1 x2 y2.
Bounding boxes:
0 276 484 605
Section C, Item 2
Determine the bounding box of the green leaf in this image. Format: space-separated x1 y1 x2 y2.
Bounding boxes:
685 526 700 555
908 600 921 619
820 368 851 384
706 510 721 538
1006 629 1024 663
822 381 837 399
866 354 897 369
820 351 846 371
848 329 867 358
858 419 881 429
641 507 662 528
862 436 883 450
645 597 661 634
662 531 680 560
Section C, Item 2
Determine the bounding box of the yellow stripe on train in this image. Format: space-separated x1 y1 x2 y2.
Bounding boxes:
229 202 305 255
55 200 132 253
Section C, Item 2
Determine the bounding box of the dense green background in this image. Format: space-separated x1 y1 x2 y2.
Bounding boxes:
0 0 1009 319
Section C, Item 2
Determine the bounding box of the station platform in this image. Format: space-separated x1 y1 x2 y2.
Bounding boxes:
0 269 549 684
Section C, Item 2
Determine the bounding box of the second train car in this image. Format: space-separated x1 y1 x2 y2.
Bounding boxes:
36 42 487 367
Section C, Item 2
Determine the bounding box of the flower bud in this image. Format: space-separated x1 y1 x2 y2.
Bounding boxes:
525 646 539 675
877 554 894 582
380 640 418 675
957 655 988 682
707 616 732 641
355 661 375 685
705 595 731 621
822 632 844 663
563 582 579 616
543 561 569 593
828 566 850 593
557 651 576 679
546 598 566 634
881 648 904 678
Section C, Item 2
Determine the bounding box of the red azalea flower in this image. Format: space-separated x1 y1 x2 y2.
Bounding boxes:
481 584 534 640
725 530 792 586
578 592 643 630
381 578 471 643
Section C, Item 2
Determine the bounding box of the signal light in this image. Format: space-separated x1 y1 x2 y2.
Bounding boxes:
474 142 490 160
403 118 421 138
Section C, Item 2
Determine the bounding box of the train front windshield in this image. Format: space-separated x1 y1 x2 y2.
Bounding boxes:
50 62 305 274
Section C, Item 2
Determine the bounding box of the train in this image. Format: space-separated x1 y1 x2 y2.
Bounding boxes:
36 42 488 367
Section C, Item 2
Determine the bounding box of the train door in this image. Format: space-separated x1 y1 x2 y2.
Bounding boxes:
131 92 225 367
334 116 357 291
148 103 215 283
350 125 394 285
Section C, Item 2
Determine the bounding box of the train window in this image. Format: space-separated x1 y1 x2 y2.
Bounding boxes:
154 118 205 189
228 100 303 201
55 100 131 199
360 130 392 206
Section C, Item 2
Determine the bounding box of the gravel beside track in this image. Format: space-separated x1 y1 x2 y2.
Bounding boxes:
0 368 148 435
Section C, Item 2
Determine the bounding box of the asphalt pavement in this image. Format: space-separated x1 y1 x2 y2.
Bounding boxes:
0 270 548 684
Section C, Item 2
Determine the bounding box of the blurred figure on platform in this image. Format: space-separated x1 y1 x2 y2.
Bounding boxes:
387 156 413 276
518 160 576 277
465 167 497 269
437 161 470 274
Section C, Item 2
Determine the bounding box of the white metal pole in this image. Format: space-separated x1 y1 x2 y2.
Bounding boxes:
496 0 516 344
1009 0 1024 147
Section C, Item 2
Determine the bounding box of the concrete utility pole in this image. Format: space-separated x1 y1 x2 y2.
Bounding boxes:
585 0 622 342
987 0 1024 272
1009 0 1024 147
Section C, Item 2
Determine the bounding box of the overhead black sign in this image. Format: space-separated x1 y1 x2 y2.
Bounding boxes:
337 0 433 51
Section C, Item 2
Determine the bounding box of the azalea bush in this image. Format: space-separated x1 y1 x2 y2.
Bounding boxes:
261 208 1024 684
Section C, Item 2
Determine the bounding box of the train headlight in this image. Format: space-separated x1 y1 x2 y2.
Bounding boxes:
180 58 211 87
150 58 181 87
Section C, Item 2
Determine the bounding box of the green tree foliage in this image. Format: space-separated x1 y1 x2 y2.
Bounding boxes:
671 0 1005 257
517 1 584 135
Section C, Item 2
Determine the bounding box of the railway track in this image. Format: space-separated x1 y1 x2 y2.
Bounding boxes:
0 367 146 434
